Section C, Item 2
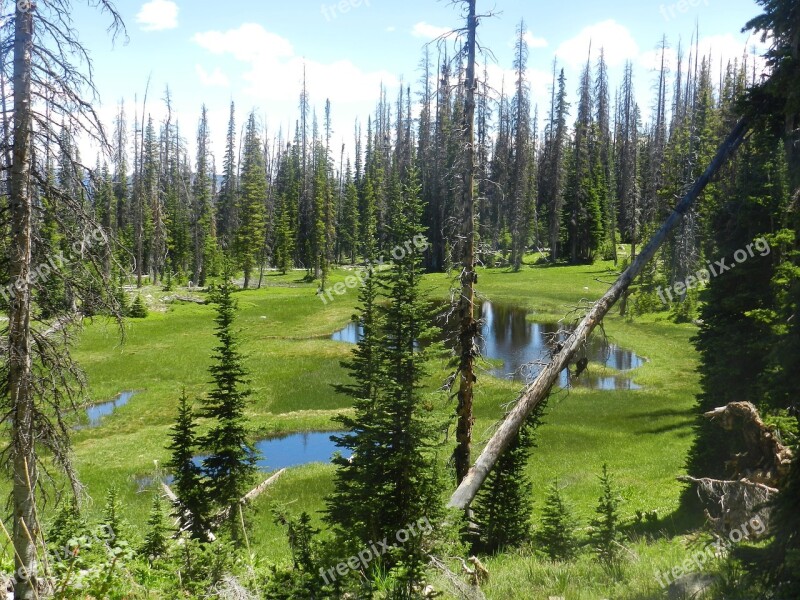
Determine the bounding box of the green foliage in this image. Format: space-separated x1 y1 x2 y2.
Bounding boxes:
140 494 169 561
261 509 334 599
101 485 129 544
472 407 543 554
325 167 443 589
535 480 581 561
129 294 148 318
166 389 211 540
200 278 259 541
589 464 623 566
686 126 789 479
234 112 268 288
48 497 87 552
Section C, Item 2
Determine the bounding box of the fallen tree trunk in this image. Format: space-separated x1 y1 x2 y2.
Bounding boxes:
162 469 286 539
214 468 286 523
448 115 752 509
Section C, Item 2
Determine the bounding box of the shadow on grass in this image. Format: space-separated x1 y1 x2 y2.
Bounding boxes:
623 489 707 541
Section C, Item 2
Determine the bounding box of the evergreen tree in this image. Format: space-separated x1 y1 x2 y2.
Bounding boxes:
326 266 381 544
101 485 128 543
686 127 786 479
192 105 217 286
326 167 442 591
541 66 569 262
472 409 542 554
140 493 169 560
536 480 580 561
235 112 268 288
129 294 148 318
589 463 622 565
217 101 238 253
199 278 259 541
166 389 210 540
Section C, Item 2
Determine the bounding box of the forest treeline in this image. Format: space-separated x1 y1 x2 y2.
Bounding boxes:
33 22 772 311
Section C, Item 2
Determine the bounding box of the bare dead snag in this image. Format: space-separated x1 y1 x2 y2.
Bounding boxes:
448 114 752 510
454 0 478 486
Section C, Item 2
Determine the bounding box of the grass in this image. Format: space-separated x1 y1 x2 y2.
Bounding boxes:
4 257 709 598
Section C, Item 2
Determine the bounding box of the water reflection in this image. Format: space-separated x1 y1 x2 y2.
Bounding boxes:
332 302 644 390
84 391 136 428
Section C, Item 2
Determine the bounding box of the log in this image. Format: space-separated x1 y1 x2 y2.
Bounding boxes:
214 468 286 523
448 114 752 509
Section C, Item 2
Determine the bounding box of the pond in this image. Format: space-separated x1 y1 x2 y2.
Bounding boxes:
84 391 137 428
252 431 350 471
332 301 644 390
136 431 349 491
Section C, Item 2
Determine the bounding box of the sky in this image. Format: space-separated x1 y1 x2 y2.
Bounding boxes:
68 0 769 169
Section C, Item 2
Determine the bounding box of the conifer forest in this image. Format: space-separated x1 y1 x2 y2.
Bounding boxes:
0 0 798 598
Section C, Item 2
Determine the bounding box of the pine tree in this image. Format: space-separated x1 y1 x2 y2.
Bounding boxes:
509 20 532 271
129 294 148 318
472 409 541 554
536 480 580 561
217 101 238 253
166 389 210 540
326 246 381 545
101 485 127 543
686 126 786 479
192 105 217 286
48 497 86 552
327 167 442 590
199 278 259 541
541 66 569 262
589 463 622 565
140 494 169 560
235 112 268 289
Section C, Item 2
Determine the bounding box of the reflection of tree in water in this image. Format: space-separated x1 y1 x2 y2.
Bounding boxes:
333 301 644 390
477 302 644 389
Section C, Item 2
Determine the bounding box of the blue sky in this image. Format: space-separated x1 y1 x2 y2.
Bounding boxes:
72 0 767 168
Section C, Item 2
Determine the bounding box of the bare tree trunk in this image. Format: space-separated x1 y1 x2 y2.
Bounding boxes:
10 5 39 598
449 114 752 510
454 0 478 485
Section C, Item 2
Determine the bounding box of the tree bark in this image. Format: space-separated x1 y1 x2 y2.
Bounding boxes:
449 114 752 510
454 0 478 485
10 4 38 598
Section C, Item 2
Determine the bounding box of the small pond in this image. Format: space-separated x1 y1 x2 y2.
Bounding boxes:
253 431 350 471
136 431 348 491
83 391 137 428
332 301 644 390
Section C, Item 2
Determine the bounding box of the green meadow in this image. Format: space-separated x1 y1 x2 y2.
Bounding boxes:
49 257 707 597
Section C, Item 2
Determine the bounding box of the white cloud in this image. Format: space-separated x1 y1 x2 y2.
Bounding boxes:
386 26 396 33
193 23 398 106
195 65 230 88
523 31 548 49
556 20 639 68
411 21 450 40
136 0 178 32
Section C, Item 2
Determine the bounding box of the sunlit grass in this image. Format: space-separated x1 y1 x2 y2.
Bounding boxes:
4 256 708 598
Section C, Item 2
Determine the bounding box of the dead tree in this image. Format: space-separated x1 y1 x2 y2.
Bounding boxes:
449 114 753 510
453 0 478 485
1 3 125 599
